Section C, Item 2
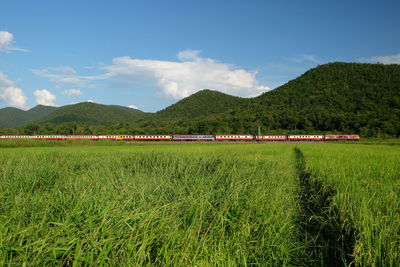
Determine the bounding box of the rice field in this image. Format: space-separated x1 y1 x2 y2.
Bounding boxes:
298 143 400 266
0 142 399 265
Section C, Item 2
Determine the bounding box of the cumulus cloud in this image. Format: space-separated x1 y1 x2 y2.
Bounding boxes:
87 99 94 103
128 104 138 109
0 31 27 52
102 50 269 99
62 89 83 99
359 53 400 64
0 72 27 108
34 89 56 106
33 50 269 100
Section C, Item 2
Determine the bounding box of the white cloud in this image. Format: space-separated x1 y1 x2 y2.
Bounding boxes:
285 54 319 63
34 89 56 106
32 67 106 86
0 72 27 109
32 69 87 86
87 99 94 103
50 66 77 75
62 89 83 99
177 50 201 61
359 53 400 64
101 50 269 99
0 31 27 52
0 31 13 50
128 104 138 109
33 51 269 100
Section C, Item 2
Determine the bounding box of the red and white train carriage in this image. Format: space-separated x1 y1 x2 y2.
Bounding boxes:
288 135 324 141
255 135 287 141
215 135 253 141
324 135 359 141
134 135 171 141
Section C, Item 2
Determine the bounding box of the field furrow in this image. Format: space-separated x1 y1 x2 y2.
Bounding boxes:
294 147 356 266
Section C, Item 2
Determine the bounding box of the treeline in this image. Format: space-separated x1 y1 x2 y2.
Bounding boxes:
0 119 381 137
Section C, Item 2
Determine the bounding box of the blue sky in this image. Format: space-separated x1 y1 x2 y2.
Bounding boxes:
1 0 399 111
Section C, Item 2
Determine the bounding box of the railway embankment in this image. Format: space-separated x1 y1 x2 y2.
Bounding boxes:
294 147 356 266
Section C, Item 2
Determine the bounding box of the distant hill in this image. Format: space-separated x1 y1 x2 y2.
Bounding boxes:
0 103 150 127
128 89 250 134
154 89 248 119
28 105 58 118
0 105 56 127
36 102 150 125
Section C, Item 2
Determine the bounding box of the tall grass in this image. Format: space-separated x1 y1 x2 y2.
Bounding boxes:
0 144 303 265
299 143 400 266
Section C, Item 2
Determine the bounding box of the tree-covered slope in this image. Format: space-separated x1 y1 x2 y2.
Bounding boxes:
28 105 58 119
0 107 30 127
128 89 249 134
0 105 57 127
36 102 150 125
154 89 248 119
244 62 400 135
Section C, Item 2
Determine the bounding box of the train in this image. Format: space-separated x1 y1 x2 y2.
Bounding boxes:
0 134 360 142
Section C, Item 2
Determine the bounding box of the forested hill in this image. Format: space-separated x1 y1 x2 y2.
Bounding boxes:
0 105 56 127
36 102 150 125
0 103 150 127
154 90 247 119
243 62 400 136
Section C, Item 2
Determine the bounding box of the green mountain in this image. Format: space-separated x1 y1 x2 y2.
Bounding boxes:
129 89 249 134
155 89 248 119
244 62 400 136
0 105 57 127
37 102 150 125
28 105 58 118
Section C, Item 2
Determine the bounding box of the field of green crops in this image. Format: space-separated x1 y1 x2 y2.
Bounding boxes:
0 141 399 266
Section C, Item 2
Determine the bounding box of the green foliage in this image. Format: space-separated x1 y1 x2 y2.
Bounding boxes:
248 62 400 136
0 103 150 128
0 105 56 127
24 123 40 135
155 89 247 119
37 102 150 125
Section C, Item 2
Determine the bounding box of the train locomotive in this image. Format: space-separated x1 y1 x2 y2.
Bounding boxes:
0 134 360 142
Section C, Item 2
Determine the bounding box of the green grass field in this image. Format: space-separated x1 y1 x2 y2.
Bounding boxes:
0 142 399 265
